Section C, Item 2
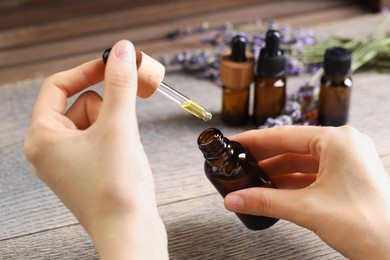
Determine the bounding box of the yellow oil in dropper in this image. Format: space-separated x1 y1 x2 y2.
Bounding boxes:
181 100 212 122
157 82 212 122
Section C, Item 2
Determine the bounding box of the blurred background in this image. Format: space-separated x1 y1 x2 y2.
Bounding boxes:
0 0 388 85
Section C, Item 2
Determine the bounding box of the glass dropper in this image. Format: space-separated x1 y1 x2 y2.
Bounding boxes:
102 48 212 122
157 82 212 122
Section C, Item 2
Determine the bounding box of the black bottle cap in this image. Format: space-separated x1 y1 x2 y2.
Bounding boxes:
257 29 285 77
323 47 352 76
230 35 247 62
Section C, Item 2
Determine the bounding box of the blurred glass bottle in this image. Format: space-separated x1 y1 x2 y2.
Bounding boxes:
253 29 286 126
197 128 279 230
317 47 352 126
220 35 254 126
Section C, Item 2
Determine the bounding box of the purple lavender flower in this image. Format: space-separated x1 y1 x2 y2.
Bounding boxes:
208 31 223 46
237 31 250 39
309 63 322 74
296 84 315 102
167 29 180 40
286 59 304 75
253 34 264 46
260 115 293 128
293 28 304 41
283 101 302 122
189 51 206 65
197 22 210 32
200 36 213 44
279 24 290 44
173 52 186 64
303 29 316 45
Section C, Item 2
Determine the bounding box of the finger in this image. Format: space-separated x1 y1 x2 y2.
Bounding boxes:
33 59 104 119
229 126 327 161
99 40 137 123
224 187 315 229
64 90 103 130
260 153 319 176
271 173 317 189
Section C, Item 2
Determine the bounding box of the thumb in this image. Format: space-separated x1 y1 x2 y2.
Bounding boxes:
224 187 313 229
100 40 137 122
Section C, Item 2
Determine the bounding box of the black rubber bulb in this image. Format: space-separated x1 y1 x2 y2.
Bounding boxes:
230 35 247 62
265 30 282 56
102 48 111 64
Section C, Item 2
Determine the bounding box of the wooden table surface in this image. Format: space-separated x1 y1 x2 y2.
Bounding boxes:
0 11 389 259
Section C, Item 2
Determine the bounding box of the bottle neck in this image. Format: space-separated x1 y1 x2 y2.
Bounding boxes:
197 128 231 161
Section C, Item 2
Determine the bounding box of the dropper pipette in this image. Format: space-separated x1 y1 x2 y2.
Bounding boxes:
102 48 212 122
157 82 212 121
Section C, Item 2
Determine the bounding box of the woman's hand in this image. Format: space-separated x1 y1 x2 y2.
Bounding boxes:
224 126 390 259
24 40 168 259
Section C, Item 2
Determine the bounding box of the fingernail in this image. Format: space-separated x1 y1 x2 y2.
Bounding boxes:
115 40 134 62
225 194 245 212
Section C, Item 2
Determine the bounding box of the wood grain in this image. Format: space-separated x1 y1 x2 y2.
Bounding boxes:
0 62 389 258
0 193 345 259
0 0 180 30
0 2 388 259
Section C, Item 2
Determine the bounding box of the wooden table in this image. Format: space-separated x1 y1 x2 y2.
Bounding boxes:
0 14 389 259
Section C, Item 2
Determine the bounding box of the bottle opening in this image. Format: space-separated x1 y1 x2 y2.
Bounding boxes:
197 128 229 160
197 128 221 145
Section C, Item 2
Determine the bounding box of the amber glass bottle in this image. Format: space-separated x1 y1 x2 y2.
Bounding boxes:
317 47 352 126
197 128 279 230
253 29 286 126
220 35 254 126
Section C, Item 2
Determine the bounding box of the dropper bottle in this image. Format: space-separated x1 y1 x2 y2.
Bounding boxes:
317 47 352 126
103 48 212 122
197 128 279 230
253 29 286 126
220 35 254 126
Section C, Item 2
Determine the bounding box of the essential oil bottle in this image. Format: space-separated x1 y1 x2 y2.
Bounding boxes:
197 128 279 230
220 35 254 126
253 29 286 126
317 47 352 126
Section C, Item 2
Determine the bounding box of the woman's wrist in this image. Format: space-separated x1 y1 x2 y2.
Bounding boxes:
90 208 168 259
360 222 390 259
338 207 390 259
